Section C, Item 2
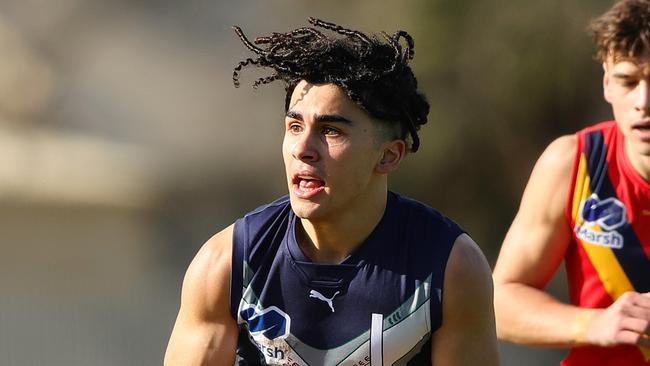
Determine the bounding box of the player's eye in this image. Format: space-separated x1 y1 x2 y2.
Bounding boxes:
322 126 341 136
621 80 638 88
288 123 303 133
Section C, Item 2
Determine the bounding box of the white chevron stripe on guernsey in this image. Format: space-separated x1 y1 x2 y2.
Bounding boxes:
371 313 384 365
381 299 430 365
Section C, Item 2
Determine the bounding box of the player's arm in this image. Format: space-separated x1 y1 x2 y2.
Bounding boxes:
164 225 238 366
430 233 499 366
492 135 577 346
493 135 650 347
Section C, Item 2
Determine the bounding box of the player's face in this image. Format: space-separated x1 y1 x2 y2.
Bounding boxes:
282 80 385 220
603 55 650 156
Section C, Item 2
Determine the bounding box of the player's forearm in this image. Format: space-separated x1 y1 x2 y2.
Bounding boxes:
494 282 595 347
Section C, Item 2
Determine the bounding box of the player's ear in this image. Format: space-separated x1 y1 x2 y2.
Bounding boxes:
376 139 406 174
603 61 612 103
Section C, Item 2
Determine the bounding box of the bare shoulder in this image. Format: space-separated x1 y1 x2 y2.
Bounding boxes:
515 133 577 225
543 134 576 156
431 233 498 365
164 225 238 365
188 225 234 277
534 134 576 180
445 233 493 300
182 224 234 319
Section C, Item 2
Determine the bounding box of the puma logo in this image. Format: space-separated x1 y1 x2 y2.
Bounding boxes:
309 289 340 313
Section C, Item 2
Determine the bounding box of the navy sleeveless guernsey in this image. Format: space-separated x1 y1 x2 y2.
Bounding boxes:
230 191 463 365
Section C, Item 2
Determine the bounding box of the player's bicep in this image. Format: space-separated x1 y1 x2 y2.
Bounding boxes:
164 225 238 366
431 234 498 365
493 135 576 289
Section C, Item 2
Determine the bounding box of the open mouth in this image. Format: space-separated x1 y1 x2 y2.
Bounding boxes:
632 121 650 141
298 177 324 189
292 175 325 198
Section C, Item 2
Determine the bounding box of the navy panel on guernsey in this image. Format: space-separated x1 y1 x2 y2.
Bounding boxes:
230 191 463 365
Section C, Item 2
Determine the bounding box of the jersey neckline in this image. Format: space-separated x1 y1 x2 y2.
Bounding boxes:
284 191 398 287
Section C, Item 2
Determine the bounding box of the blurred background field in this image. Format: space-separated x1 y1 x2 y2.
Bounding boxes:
0 0 614 365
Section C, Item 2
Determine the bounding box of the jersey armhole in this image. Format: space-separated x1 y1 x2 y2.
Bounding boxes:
230 218 246 320
565 133 583 225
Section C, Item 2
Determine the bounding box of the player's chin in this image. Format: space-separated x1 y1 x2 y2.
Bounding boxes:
289 197 325 219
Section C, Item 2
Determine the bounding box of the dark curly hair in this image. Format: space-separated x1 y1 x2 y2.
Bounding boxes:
589 0 650 62
232 17 430 152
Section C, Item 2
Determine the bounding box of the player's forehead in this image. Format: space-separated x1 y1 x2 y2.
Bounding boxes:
289 81 348 108
287 80 371 122
608 53 650 75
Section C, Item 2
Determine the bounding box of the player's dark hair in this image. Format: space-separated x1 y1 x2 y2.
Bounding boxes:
232 17 429 152
589 0 650 62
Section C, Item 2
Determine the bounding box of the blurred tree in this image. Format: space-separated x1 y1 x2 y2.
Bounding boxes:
386 0 613 262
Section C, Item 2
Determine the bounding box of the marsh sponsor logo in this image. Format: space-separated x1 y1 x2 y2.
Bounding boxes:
575 226 624 249
580 194 626 230
240 305 291 340
256 341 287 361
240 305 292 362
575 194 627 249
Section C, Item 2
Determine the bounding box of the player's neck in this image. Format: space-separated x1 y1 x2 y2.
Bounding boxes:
297 185 388 264
625 143 650 182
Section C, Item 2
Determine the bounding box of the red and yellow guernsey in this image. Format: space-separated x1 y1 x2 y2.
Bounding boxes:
565 121 650 365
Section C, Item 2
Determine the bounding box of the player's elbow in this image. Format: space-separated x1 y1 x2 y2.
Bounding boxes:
492 282 526 343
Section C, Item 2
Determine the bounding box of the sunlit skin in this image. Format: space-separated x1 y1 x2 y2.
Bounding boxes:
604 55 650 179
282 80 404 262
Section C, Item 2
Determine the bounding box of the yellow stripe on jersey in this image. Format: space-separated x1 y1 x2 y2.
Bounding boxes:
571 154 634 301
571 154 590 225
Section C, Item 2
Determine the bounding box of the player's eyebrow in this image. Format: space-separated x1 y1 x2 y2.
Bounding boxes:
286 110 353 124
611 72 637 79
